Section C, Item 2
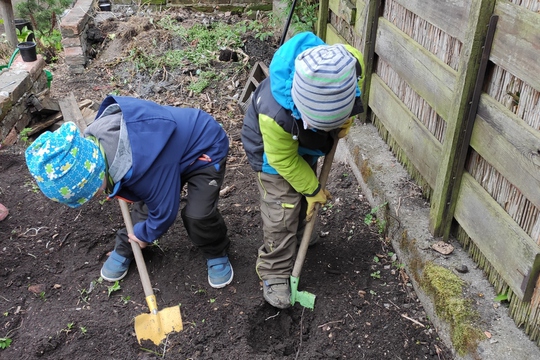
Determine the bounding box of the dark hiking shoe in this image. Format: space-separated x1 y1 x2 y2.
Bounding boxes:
263 278 291 309
207 256 234 288
101 250 131 282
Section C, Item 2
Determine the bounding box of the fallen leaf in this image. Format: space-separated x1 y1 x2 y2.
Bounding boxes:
0 203 9 221
28 284 46 294
431 241 454 255
484 331 492 339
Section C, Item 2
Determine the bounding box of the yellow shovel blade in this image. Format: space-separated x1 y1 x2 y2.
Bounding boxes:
134 305 183 345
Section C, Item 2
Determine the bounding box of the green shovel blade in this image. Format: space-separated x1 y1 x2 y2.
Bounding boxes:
290 275 316 309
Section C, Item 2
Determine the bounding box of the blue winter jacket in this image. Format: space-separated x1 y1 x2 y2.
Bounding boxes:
96 96 229 243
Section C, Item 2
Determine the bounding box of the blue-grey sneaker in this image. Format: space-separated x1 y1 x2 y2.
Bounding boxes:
207 256 234 288
101 250 131 282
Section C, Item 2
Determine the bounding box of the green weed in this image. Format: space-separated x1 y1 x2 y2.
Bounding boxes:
494 292 509 302
107 281 121 297
364 202 388 234
0 337 12 349
19 127 32 146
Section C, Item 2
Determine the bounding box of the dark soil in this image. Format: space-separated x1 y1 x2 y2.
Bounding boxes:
0 8 453 360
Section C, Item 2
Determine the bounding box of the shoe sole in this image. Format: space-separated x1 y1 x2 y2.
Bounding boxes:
263 292 291 309
208 267 234 289
100 269 128 282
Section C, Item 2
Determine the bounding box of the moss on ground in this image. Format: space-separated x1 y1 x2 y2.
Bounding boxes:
422 262 485 356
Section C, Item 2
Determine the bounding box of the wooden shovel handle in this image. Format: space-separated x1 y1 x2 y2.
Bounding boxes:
118 199 155 298
292 138 339 278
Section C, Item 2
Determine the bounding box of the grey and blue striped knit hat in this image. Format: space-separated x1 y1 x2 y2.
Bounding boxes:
291 44 357 131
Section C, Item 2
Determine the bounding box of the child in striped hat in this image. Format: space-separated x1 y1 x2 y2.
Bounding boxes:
241 32 365 309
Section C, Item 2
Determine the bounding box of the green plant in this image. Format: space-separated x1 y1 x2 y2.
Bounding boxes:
370 270 381 279
209 298 216 304
120 295 131 304
78 288 89 303
37 291 46 301
0 337 12 349
151 240 164 252
494 292 509 302
61 322 74 334
364 202 388 234
282 0 319 35
192 286 207 295
107 281 121 297
128 16 251 76
23 179 39 193
79 326 87 335
34 28 63 62
16 26 33 43
19 127 32 146
188 70 221 94
16 0 72 34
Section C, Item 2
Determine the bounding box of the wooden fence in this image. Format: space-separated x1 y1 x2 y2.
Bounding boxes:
318 0 540 345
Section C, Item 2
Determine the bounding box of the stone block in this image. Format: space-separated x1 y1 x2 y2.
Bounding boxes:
68 65 86 75
0 71 32 103
0 94 13 124
60 0 96 37
64 47 87 66
10 55 47 82
62 37 82 48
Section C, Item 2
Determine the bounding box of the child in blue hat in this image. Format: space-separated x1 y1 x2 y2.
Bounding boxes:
26 96 233 289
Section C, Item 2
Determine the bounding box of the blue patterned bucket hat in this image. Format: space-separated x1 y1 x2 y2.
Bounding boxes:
25 122 106 208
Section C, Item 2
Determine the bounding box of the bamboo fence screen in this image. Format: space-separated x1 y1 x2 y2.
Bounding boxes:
319 0 540 344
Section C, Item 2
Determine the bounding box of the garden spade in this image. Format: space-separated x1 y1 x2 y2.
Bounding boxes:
118 199 183 345
290 139 339 309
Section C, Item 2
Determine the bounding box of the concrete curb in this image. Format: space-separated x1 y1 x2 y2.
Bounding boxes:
336 122 540 359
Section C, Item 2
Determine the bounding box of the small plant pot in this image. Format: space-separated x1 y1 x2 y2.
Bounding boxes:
99 3 112 11
17 41 38 62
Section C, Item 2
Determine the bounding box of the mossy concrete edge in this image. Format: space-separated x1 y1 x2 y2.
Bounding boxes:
336 122 540 359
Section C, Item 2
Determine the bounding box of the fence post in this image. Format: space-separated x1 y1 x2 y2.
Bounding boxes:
429 0 497 238
316 0 329 41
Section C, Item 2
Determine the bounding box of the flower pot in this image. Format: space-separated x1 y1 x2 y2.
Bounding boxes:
99 3 111 11
17 41 38 62
14 19 35 42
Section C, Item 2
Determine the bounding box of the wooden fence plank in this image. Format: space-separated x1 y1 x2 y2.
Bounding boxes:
429 0 496 238
472 94 540 210
375 17 456 122
369 75 441 187
352 0 368 40
391 0 470 41
492 1 540 92
455 173 540 301
325 23 348 46
317 0 330 41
